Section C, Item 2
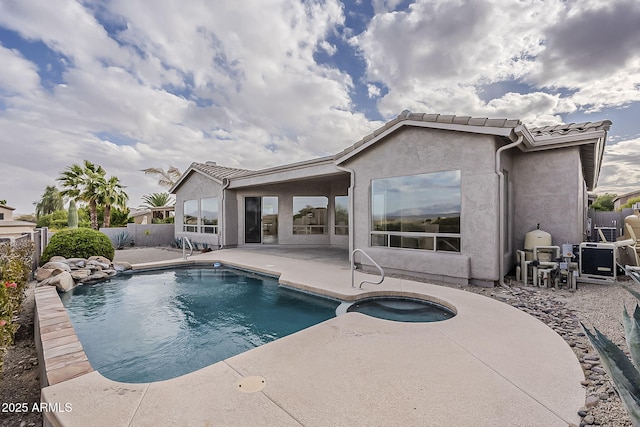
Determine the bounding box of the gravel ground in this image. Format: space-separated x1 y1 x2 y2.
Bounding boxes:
468 279 636 427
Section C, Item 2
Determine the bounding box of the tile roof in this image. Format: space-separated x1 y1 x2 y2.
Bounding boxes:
528 120 612 137
190 162 251 181
334 111 611 161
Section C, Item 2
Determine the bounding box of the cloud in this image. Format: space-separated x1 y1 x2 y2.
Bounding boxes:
0 0 380 213
353 0 640 122
0 44 41 95
0 0 637 213
597 138 640 193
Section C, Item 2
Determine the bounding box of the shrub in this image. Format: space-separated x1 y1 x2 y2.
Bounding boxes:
0 240 34 371
41 228 114 263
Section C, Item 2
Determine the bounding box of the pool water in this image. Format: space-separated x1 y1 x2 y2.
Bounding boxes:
60 267 339 383
346 297 455 322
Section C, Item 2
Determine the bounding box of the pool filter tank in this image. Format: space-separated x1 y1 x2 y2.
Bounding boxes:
524 224 552 261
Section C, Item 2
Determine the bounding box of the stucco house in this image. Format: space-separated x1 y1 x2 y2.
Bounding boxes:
0 204 37 242
614 190 640 211
170 111 611 286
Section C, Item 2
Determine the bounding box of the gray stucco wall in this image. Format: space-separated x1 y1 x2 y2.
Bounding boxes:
343 127 501 284
512 147 584 253
174 172 223 247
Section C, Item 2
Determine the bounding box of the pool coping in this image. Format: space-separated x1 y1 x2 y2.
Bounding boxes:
36 249 585 426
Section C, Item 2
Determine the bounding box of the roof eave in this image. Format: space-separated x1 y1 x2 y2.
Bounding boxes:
169 164 223 194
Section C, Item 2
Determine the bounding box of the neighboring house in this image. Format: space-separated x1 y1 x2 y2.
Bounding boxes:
170 111 611 286
128 206 175 224
0 204 37 242
614 190 640 211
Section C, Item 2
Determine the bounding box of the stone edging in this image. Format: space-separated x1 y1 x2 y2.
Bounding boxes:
33 286 93 387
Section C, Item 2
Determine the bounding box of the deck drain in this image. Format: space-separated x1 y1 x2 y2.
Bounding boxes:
236 376 266 393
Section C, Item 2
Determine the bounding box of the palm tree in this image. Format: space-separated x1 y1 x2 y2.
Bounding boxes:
57 160 106 230
35 185 64 219
140 192 175 208
98 176 129 228
142 166 182 189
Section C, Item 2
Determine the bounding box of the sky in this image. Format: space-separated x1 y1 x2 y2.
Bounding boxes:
1 0 640 215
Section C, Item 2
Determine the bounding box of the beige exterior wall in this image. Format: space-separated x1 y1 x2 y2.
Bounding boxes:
512 147 585 255
174 172 224 247
0 206 14 221
343 127 501 285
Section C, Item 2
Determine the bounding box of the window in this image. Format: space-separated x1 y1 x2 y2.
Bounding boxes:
371 170 461 252
201 197 219 234
183 200 198 232
293 196 328 234
183 197 219 234
335 196 349 235
0 213 4 220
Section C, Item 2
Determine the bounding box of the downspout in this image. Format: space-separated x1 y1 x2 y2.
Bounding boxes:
219 178 231 249
496 129 524 287
335 164 355 263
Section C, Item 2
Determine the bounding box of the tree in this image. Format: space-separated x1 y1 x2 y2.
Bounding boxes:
97 176 129 228
0 199 6 205
57 160 106 230
142 166 182 189
34 186 64 219
592 193 617 212
622 197 640 210
140 192 175 208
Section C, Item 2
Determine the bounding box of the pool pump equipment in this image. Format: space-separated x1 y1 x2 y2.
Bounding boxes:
515 225 579 290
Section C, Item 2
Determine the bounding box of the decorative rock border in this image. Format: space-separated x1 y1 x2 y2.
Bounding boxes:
35 256 132 292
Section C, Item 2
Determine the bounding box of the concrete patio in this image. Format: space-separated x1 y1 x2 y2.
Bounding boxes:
38 247 584 426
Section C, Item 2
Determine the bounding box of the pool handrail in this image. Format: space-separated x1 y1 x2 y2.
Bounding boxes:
182 236 194 260
351 248 385 288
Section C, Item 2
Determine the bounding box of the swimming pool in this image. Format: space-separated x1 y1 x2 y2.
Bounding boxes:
60 266 339 383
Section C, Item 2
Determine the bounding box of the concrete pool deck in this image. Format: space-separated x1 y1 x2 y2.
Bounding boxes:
38 247 584 426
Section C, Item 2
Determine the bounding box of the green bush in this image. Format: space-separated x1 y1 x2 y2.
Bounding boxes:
41 228 114 263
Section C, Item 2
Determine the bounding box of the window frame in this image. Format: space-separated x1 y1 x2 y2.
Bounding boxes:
292 196 329 235
370 170 461 253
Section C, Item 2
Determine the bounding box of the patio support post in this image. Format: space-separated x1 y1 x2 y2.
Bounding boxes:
220 178 231 248
335 164 355 263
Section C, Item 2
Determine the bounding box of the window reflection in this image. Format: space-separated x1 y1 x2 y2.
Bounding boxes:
335 196 349 235
293 196 328 235
183 199 198 232
371 171 461 252
201 197 218 234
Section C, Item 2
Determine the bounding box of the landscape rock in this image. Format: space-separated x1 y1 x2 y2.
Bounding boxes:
88 255 111 264
70 270 90 281
81 272 109 283
35 255 123 291
41 262 71 272
66 258 87 268
48 271 75 292
35 267 54 282
87 259 110 269
112 261 132 272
